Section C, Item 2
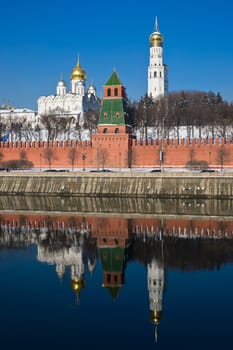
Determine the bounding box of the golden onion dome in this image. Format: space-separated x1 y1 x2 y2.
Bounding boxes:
71 277 85 294
149 31 163 47
149 17 163 47
71 56 86 81
150 310 163 324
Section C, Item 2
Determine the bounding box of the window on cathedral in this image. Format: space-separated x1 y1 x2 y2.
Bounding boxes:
154 71 157 77
103 128 108 133
107 88 111 96
116 113 120 119
104 112 108 118
115 128 119 133
114 88 118 96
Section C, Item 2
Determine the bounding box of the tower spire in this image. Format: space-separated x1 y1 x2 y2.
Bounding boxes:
155 16 159 32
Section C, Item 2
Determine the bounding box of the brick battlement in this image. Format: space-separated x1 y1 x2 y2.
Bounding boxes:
0 140 92 149
0 137 233 169
132 137 232 147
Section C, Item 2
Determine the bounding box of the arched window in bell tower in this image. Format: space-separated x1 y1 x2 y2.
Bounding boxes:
103 128 108 133
114 88 118 96
107 88 111 96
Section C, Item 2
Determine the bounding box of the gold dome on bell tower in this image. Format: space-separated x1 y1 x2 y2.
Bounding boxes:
149 17 163 47
71 55 86 81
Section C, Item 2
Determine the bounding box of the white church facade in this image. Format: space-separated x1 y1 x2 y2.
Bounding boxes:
37 57 100 127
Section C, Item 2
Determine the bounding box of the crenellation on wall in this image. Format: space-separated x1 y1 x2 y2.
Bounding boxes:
1 137 233 169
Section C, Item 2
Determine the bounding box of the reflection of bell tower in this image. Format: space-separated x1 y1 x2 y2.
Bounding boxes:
70 243 86 302
147 244 165 342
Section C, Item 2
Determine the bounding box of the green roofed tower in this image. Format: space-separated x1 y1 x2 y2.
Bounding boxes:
92 70 134 169
98 70 131 131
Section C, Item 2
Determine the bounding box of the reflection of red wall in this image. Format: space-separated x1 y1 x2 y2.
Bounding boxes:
91 217 130 247
1 137 233 169
1 213 233 239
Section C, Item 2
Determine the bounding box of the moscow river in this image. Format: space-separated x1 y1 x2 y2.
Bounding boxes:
0 196 233 350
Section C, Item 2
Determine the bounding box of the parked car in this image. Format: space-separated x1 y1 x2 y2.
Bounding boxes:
200 169 216 173
90 169 113 172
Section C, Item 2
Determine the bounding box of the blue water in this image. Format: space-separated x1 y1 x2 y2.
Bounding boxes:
0 241 233 350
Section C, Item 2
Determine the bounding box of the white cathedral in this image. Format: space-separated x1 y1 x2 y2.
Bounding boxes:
37 56 100 127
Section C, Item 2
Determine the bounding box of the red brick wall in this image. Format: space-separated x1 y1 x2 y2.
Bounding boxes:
0 137 232 169
131 138 233 169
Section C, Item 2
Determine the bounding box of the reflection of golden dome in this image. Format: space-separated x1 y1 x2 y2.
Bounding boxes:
71 57 86 81
150 310 162 324
71 277 85 293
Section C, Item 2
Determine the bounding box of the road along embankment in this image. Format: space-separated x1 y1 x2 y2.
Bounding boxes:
0 171 233 199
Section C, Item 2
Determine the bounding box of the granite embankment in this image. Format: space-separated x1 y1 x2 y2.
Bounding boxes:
0 171 233 199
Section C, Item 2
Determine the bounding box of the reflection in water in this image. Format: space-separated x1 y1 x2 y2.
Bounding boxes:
1 210 233 344
147 243 165 342
1 195 233 217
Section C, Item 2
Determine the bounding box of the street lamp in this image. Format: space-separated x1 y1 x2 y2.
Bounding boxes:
160 97 168 172
82 153 86 171
160 116 165 172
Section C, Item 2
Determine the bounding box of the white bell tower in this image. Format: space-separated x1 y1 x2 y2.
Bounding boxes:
148 17 168 99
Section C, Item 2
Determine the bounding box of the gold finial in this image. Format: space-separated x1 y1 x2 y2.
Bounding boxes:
77 53 80 66
149 17 163 47
71 53 86 80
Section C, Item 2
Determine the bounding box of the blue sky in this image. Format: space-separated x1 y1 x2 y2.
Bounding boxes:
1 0 233 110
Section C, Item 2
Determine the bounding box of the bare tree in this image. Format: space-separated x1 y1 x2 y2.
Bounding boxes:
85 110 99 135
68 147 78 171
98 148 109 170
40 113 58 141
43 148 57 169
216 145 229 171
19 150 27 161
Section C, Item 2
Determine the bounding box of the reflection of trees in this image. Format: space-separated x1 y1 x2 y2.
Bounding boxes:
167 238 233 270
130 237 233 271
